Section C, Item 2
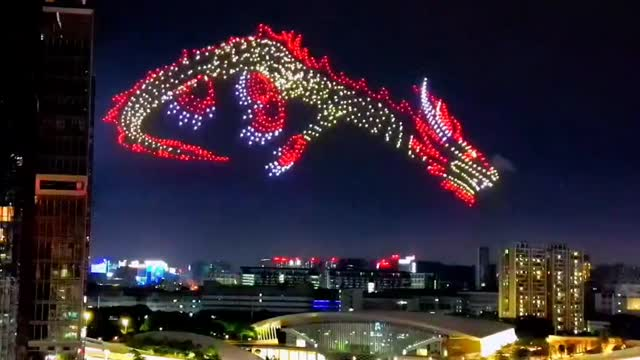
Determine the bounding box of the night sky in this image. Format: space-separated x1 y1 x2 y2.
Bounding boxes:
91 1 639 267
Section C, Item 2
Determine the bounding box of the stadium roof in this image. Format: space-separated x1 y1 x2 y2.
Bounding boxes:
253 310 514 340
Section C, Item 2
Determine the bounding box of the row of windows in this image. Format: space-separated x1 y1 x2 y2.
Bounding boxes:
37 157 89 174
40 116 89 132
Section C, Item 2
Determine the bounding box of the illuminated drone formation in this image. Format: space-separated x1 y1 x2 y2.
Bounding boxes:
104 25 499 205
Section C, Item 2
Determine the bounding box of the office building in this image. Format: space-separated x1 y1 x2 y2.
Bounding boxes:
591 263 640 290
398 255 417 273
499 243 587 334
89 258 181 288
595 284 640 316
262 257 323 269
341 288 498 316
410 272 427 289
416 261 475 291
241 266 320 289
323 269 411 291
14 2 95 358
335 258 369 271
87 284 340 315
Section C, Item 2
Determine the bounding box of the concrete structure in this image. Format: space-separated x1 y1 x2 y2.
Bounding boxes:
253 311 517 358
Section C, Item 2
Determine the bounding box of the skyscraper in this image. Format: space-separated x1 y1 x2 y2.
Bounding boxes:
476 247 490 290
13 1 95 358
499 242 587 334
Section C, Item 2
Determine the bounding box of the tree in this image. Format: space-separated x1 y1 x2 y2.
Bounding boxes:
204 345 220 360
139 317 151 332
130 349 145 360
215 320 256 340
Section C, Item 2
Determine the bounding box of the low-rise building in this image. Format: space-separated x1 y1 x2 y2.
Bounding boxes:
322 269 411 291
241 266 320 289
595 284 640 316
340 288 498 316
87 283 339 315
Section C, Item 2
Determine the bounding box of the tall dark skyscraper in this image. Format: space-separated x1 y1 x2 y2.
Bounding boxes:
6 1 95 359
476 246 490 290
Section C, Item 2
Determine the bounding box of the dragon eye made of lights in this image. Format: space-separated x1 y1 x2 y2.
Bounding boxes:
236 71 287 145
165 74 216 130
104 24 500 205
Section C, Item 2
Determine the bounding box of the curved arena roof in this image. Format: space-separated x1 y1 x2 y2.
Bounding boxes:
253 311 515 340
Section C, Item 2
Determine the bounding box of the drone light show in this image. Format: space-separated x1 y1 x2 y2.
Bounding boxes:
104 24 499 205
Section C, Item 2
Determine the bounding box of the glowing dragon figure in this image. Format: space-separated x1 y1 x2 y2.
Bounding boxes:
104 24 499 205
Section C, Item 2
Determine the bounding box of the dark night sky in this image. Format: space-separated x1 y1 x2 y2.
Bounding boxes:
91 1 639 267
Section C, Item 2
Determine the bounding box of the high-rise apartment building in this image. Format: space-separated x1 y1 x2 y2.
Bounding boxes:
499 242 587 334
547 244 585 333
10 2 95 359
499 242 547 319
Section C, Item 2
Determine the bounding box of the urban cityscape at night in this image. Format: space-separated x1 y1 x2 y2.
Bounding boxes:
2 0 639 359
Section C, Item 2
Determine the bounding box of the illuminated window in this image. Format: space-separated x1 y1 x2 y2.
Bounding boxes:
627 298 640 311
0 207 14 222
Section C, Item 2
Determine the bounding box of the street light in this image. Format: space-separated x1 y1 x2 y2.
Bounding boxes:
121 317 130 334
84 311 93 323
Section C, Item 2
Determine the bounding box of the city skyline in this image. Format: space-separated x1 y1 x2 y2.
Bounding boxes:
3 1 639 359
92 1 638 266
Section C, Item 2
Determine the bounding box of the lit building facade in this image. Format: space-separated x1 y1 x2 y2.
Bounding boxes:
499 243 587 334
547 244 585 333
87 284 340 315
241 266 320 289
499 243 547 319
18 2 95 358
323 269 411 291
